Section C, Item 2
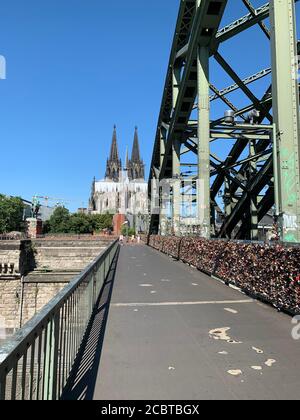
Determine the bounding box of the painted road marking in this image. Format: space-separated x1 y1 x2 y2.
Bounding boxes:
111 299 253 308
224 308 238 314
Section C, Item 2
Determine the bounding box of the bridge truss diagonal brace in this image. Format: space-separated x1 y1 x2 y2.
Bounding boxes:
271 0 300 243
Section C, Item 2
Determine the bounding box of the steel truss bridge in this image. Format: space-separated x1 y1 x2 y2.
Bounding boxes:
148 0 300 242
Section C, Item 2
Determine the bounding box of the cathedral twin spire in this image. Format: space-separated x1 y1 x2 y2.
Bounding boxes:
109 125 120 162
105 125 122 182
128 127 145 180
105 125 144 182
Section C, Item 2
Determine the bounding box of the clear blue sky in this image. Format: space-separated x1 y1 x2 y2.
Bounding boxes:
0 0 179 210
0 1 299 211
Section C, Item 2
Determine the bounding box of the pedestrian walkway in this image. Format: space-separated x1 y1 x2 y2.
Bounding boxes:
63 245 300 400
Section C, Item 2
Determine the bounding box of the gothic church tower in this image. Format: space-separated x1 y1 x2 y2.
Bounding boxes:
128 127 145 180
105 125 122 182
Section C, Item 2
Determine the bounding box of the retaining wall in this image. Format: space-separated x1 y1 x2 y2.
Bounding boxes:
0 238 113 331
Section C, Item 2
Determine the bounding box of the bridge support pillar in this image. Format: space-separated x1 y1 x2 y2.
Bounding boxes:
270 0 300 243
159 128 168 236
172 138 181 236
197 46 211 239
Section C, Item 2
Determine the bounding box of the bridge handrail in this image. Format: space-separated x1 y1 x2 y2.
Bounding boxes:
0 239 119 400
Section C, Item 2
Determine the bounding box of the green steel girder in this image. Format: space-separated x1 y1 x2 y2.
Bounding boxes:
149 0 196 176
218 156 274 238
270 0 300 242
158 0 228 180
211 85 273 200
149 0 300 241
178 1 271 59
209 68 272 102
213 52 273 123
242 0 271 38
211 150 272 176
236 186 275 239
214 2 270 45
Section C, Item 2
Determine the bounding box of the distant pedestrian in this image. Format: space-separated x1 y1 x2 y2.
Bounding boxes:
119 234 124 246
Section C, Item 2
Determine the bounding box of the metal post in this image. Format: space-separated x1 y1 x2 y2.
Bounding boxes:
48 314 60 400
250 139 258 240
159 128 168 235
270 0 300 242
273 123 280 217
197 45 211 239
19 276 25 328
0 373 6 400
172 138 181 236
43 315 59 400
224 177 231 217
172 66 180 110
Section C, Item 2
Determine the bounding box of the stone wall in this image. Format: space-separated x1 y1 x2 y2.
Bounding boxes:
21 281 67 327
0 241 35 278
0 278 68 331
0 278 21 331
0 238 113 333
32 239 107 271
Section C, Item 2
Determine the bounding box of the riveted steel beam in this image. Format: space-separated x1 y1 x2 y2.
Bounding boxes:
149 0 300 241
271 0 300 243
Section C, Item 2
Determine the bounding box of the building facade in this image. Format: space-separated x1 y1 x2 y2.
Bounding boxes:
89 126 148 232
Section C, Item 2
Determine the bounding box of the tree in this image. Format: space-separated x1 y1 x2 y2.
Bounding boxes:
0 195 25 233
121 226 136 237
48 207 71 234
91 214 113 232
46 208 114 235
42 220 51 234
69 213 93 234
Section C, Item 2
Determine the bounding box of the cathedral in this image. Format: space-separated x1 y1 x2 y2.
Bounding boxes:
89 126 148 231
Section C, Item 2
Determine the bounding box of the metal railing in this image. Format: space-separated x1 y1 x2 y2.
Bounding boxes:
0 240 119 400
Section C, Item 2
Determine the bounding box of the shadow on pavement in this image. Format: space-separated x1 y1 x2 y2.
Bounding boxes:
61 248 120 400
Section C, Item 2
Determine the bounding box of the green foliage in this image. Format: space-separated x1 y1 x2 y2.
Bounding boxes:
91 214 113 232
48 207 71 234
69 213 93 234
0 194 25 233
121 226 136 237
42 220 51 234
46 207 113 235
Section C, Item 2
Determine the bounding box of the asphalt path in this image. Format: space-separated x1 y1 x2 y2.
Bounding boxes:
66 245 300 400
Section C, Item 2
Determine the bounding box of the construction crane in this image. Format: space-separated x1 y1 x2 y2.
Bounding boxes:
32 195 72 208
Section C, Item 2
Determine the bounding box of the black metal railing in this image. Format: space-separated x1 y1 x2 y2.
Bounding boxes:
0 240 119 400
